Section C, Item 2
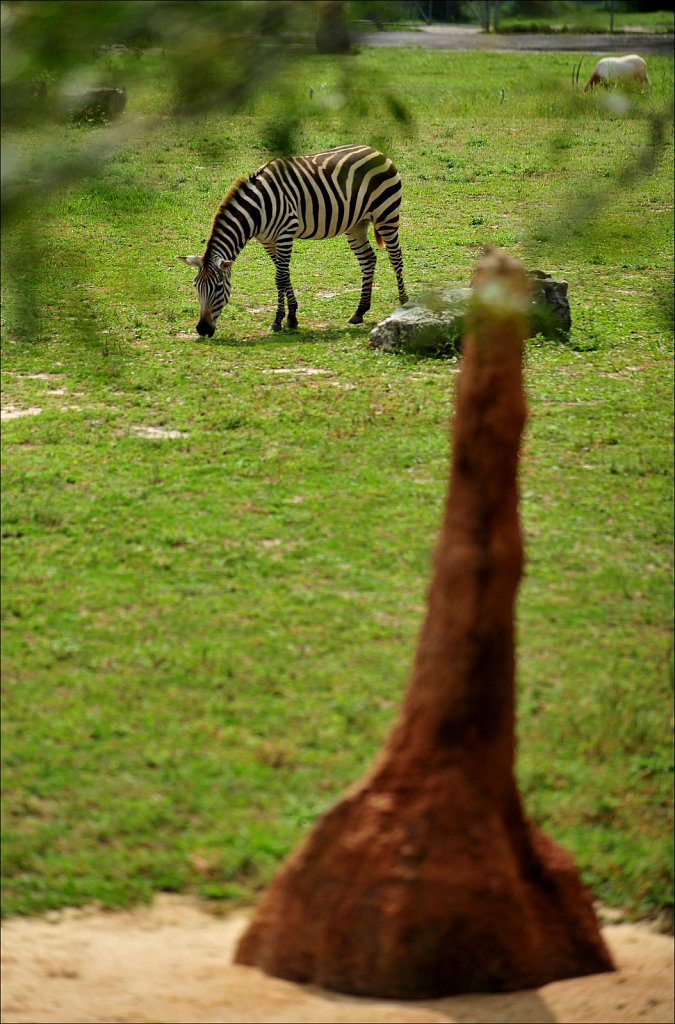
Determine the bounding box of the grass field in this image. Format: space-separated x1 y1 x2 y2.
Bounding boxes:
495 6 674 33
370 3 674 33
1 46 673 927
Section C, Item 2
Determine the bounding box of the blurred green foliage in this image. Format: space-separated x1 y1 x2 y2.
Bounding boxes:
1 0 340 222
1 1 419 224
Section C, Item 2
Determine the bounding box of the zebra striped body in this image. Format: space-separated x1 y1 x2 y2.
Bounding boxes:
180 144 408 336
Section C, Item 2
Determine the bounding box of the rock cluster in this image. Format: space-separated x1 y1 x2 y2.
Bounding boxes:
368 270 570 356
65 87 127 123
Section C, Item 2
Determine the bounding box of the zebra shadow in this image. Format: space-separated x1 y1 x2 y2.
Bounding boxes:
199 323 374 349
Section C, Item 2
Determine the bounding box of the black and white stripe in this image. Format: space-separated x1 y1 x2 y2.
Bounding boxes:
180 144 408 337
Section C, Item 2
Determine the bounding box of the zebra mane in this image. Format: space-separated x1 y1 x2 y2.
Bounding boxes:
213 175 253 219
203 174 258 261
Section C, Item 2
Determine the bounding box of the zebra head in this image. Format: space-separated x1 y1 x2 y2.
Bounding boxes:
179 255 233 337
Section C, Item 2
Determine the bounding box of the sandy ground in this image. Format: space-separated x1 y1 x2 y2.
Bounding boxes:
1 895 673 1024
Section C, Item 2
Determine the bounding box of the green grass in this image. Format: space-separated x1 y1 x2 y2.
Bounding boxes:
496 6 674 34
1 47 673 926
367 4 675 34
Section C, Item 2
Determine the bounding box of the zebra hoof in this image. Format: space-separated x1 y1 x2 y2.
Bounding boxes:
270 322 283 332
348 313 364 325
287 315 298 330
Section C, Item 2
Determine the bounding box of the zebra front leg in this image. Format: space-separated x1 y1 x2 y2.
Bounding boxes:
272 236 298 331
272 268 285 331
285 279 299 330
346 224 377 325
261 241 286 332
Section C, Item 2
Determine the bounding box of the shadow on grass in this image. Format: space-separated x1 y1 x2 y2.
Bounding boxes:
199 323 372 350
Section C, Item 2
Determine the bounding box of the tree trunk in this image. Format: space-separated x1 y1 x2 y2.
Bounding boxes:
315 0 351 54
235 248 614 999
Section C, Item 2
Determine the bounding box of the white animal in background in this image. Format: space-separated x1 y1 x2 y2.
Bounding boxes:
584 54 649 91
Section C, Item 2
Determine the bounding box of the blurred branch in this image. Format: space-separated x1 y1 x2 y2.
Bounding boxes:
2 114 150 227
2 0 419 229
0 0 356 223
524 97 674 256
1 0 416 340
464 0 501 31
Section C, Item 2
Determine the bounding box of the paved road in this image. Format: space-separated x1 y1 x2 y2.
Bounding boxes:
355 23 674 55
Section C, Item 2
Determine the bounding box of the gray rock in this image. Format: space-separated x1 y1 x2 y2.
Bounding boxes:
65 87 127 123
527 270 572 339
368 272 571 357
368 287 470 356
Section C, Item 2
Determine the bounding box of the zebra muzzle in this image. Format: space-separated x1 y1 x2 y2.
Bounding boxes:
196 320 215 338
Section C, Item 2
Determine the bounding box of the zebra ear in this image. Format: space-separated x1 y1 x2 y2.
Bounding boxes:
214 257 233 272
178 255 203 268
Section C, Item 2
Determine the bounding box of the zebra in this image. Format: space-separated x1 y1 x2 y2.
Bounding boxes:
179 144 408 337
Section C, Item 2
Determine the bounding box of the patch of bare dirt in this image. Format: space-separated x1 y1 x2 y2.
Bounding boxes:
0 405 43 421
1 895 672 1024
263 367 331 375
129 425 188 439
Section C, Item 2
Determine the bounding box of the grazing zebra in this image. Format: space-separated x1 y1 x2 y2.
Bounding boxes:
179 144 408 337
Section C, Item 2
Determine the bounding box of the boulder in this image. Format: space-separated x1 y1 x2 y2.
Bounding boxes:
65 87 127 123
368 287 471 357
526 269 572 338
368 271 571 356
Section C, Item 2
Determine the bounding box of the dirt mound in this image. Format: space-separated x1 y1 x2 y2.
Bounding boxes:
1 895 672 1023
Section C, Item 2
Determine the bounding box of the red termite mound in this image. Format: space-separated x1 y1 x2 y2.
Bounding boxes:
234 249 614 999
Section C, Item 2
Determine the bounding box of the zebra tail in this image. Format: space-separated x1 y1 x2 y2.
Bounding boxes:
374 228 385 249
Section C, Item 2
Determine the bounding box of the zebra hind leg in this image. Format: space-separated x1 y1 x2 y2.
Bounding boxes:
346 224 377 325
285 284 298 329
377 222 408 307
272 267 288 331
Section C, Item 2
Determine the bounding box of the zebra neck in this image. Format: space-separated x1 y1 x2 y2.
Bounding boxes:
205 232 244 264
205 221 247 264
206 187 262 263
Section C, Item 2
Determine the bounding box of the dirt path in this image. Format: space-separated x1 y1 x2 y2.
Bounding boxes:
354 23 674 54
2 895 673 1024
